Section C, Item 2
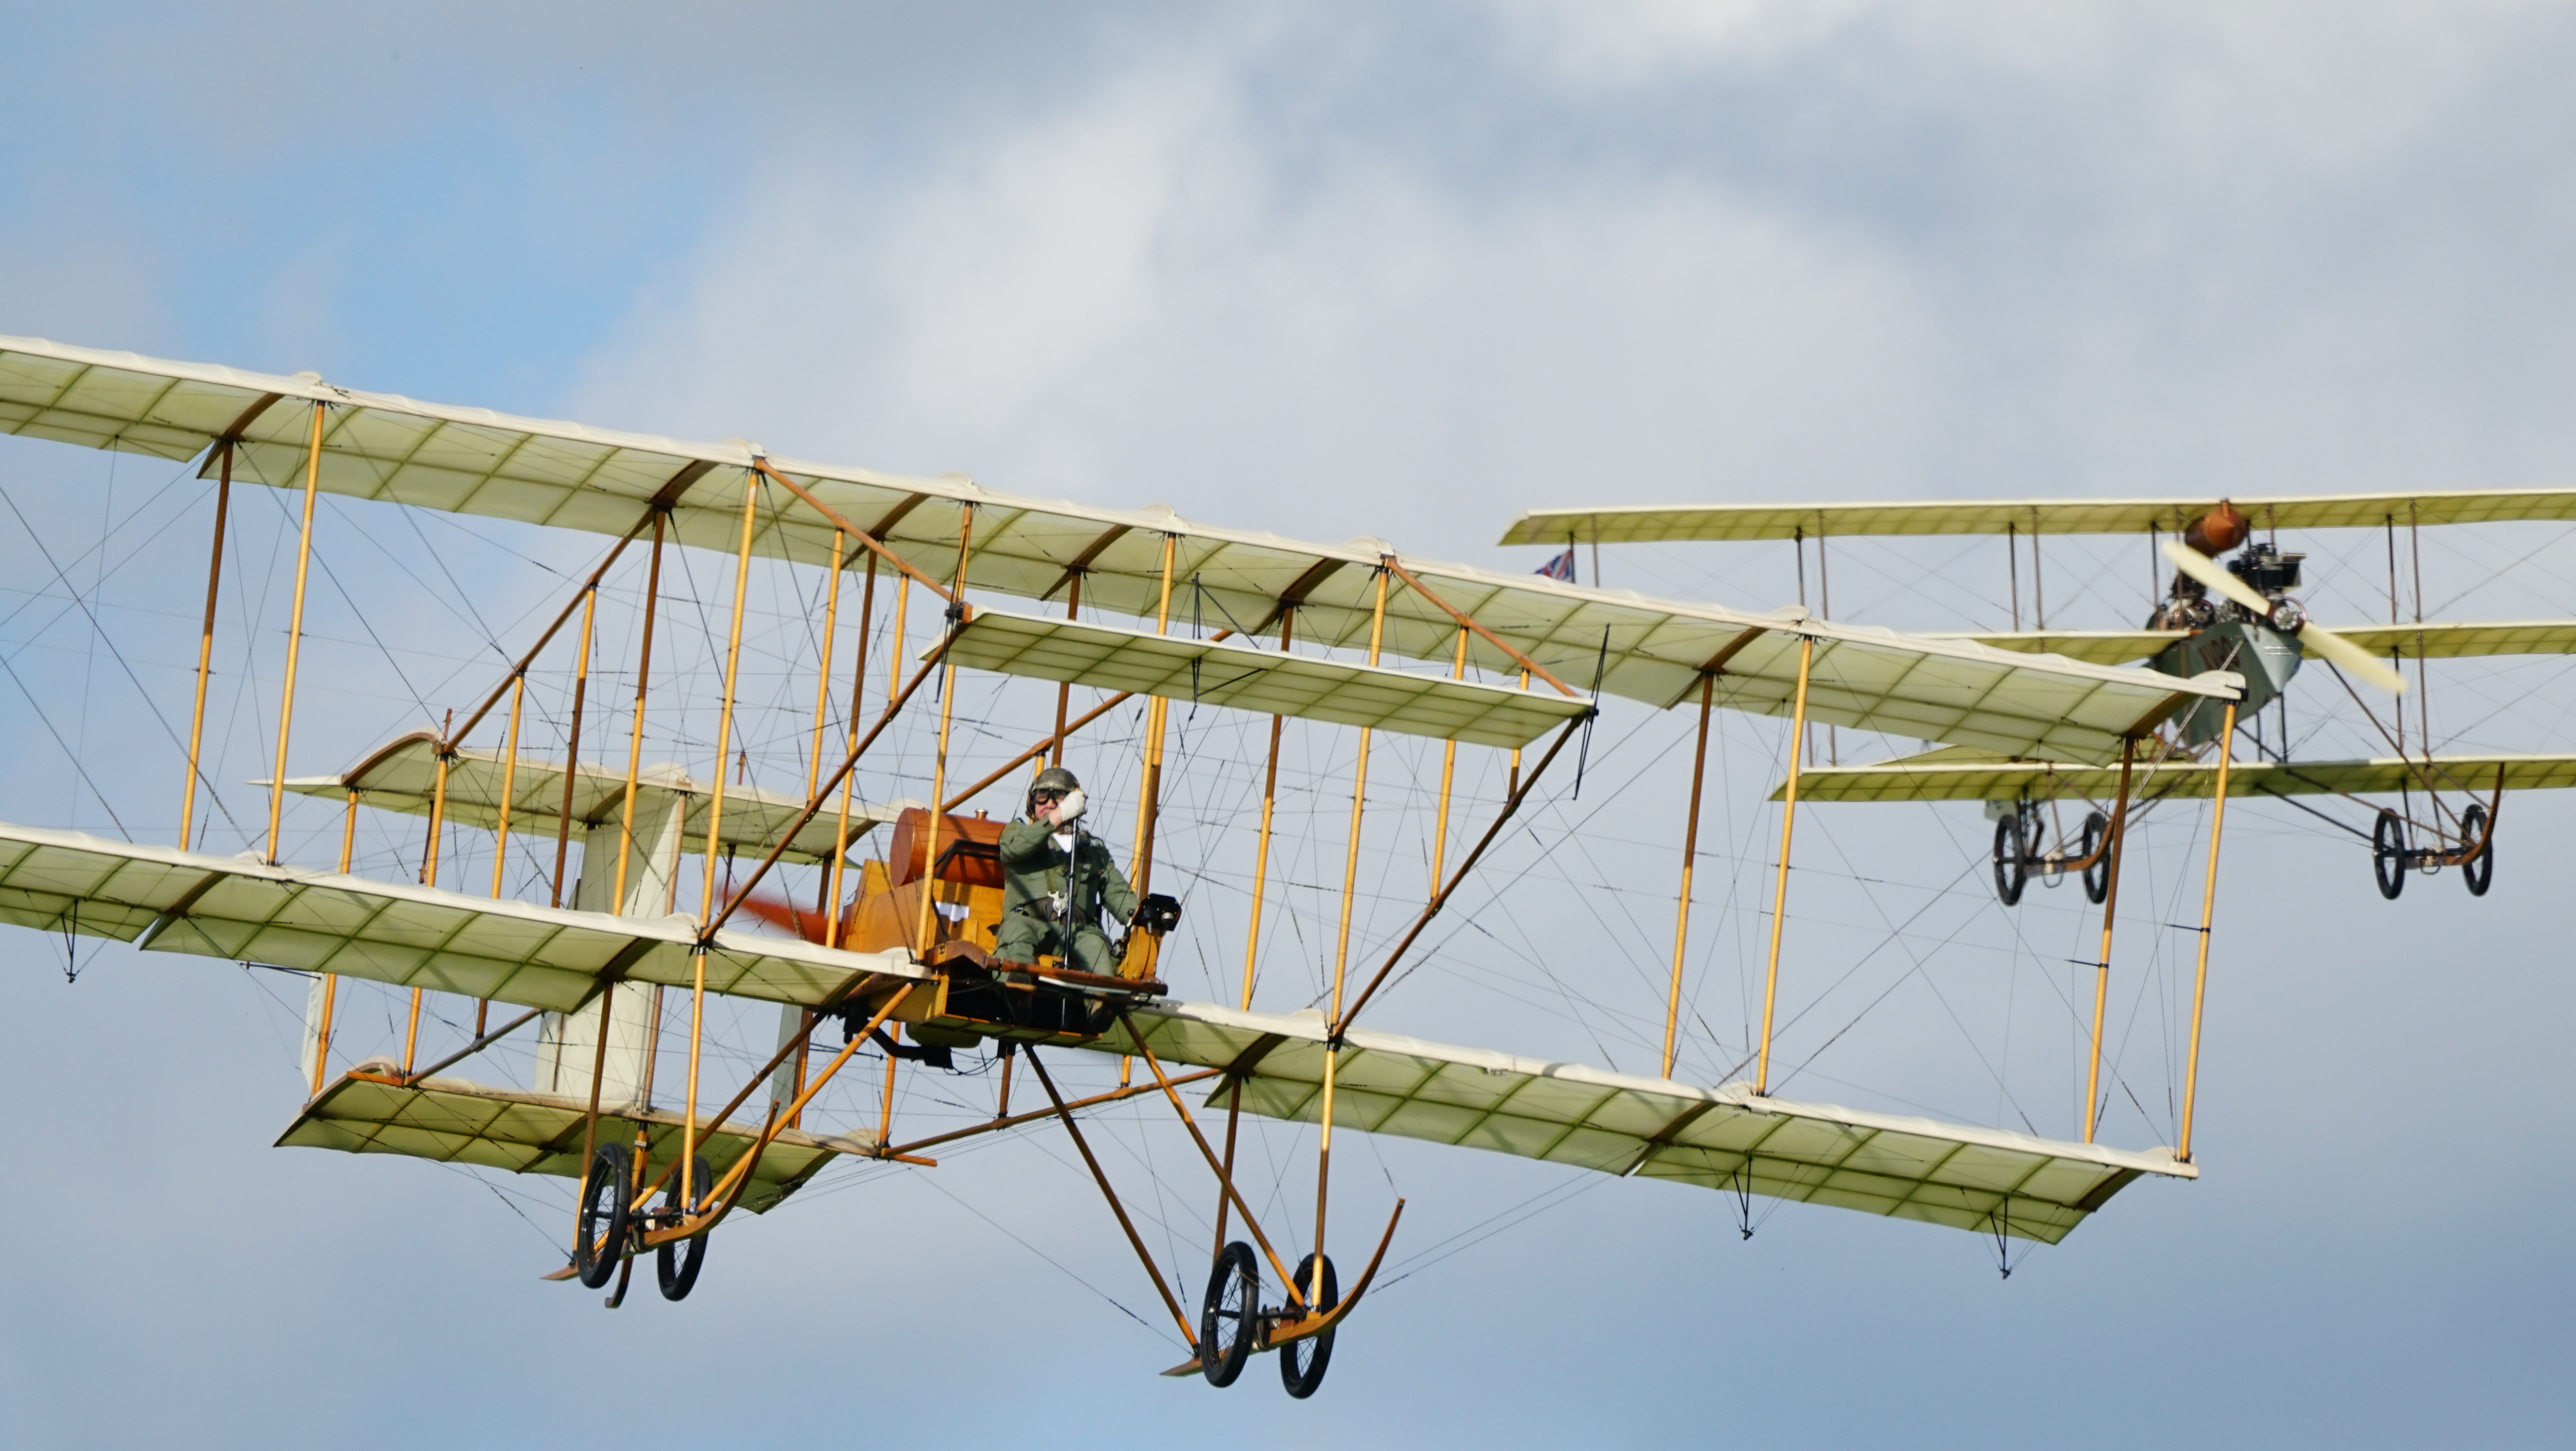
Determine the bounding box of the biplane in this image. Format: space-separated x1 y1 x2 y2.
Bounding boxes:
0 333 2386 1396
1505 496 2576 907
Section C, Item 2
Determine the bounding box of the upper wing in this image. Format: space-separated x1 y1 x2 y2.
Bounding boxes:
1102 1001 2190 1245
0 335 2235 764
1500 492 2576 545
276 731 904 866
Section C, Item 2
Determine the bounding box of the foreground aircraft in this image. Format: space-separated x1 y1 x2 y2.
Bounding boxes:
2 336 2267 1393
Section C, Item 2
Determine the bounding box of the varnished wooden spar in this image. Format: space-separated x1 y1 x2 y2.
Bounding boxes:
1313 565 1391 1293
683 470 768 1210
1754 634 1814 1097
265 402 327 866
2180 703 2238 1163
179 442 231 853
2083 738 2138 1144
1662 673 1715 1080
611 511 669 913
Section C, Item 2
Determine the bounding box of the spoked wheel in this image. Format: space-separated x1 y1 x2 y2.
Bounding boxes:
2080 810 2111 905
1198 1241 1259 1387
656 1155 711 1302
2459 804 2494 897
2372 810 2407 900
574 1143 633 1290
1991 814 2027 906
1279 1252 1337 1400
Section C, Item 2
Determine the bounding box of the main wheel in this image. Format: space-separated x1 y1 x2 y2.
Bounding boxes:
1991 814 2027 906
1198 1241 1259 1387
1279 1252 1337 1399
2080 811 2112 905
2459 804 2493 897
574 1143 633 1290
656 1155 711 1302
2372 810 2407 900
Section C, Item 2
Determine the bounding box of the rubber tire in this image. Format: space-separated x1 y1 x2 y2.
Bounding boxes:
1279 1252 1338 1400
2080 811 2111 905
1991 815 2027 907
1199 1241 1259 1388
656 1156 711 1302
574 1143 633 1290
2372 810 2407 900
2460 804 2493 897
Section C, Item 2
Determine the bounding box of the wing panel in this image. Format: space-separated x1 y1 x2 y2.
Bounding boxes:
0 336 2235 751
0 823 923 1013
1114 1002 2191 1245
278 1068 855 1212
1500 492 2576 544
1784 750 2576 803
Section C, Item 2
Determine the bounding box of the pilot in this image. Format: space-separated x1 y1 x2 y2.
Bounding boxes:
994 766 1138 977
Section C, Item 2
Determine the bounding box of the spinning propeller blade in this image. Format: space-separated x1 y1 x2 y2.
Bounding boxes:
2160 539 2408 694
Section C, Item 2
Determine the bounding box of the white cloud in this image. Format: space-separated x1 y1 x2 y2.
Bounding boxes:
573 20 1941 558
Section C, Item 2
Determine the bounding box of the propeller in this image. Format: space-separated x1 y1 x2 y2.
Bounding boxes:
2160 539 2408 694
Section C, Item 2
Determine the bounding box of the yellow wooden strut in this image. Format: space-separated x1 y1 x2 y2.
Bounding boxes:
1754 634 1814 1097
179 442 231 852
1314 565 1391 1289
911 508 976 959
1661 673 1716 1081
683 470 766 1210
611 511 668 914
1428 625 1468 895
823 556 878 949
1240 611 1293 1010
2082 738 2137 1144
266 402 327 866
2179 703 2238 1163
308 788 357 1097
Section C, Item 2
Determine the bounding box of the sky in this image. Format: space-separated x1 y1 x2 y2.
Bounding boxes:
1 3 2573 1447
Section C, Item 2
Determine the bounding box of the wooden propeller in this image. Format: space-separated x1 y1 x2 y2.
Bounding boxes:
2161 539 2407 694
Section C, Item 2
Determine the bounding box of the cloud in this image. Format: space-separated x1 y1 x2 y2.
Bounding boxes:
572 15 1940 557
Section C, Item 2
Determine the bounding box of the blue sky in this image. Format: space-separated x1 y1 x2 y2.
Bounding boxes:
1 4 2572 1447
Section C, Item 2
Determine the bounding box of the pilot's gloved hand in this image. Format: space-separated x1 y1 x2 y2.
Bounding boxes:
1054 788 1087 826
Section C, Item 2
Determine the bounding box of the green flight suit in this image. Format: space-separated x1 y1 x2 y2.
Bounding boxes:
994 820 1138 976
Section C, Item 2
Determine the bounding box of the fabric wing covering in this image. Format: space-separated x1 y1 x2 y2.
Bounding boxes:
1103 1002 2190 1245
0 336 2232 764
943 609 1592 748
1500 491 2576 544
275 731 903 865
1937 621 2576 667
279 1067 868 1212
1781 747 2576 803
0 823 927 1014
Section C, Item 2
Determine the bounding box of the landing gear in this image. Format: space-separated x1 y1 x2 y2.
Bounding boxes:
1991 814 2027 906
655 1156 710 1301
2459 804 2493 897
574 1143 633 1290
1279 1253 1338 1399
2372 810 2407 900
1199 1242 1259 1387
2080 811 2112 905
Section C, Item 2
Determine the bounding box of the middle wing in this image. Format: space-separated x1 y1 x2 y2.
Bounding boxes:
1775 748 2576 803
